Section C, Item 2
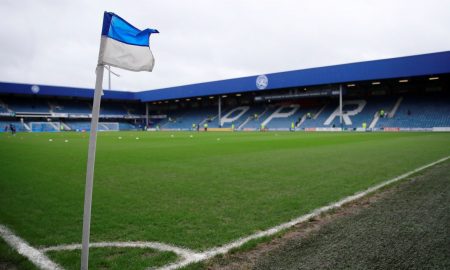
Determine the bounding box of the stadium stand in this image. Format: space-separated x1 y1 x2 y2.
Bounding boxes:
377 95 450 128
1 92 449 132
100 103 129 116
300 103 334 129
264 105 305 130
216 105 267 130
314 97 397 129
51 100 90 114
0 121 28 132
146 94 450 131
0 99 10 113
1 51 449 132
242 106 275 130
161 107 217 130
7 98 50 113
119 122 138 130
159 96 448 131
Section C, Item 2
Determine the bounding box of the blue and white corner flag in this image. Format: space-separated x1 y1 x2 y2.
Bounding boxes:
81 14 158 269
99 12 159 72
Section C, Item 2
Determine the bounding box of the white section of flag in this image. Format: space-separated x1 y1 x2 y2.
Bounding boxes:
98 37 155 72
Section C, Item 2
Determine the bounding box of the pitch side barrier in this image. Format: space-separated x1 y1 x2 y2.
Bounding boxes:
148 127 450 132
151 128 234 132
303 127 450 132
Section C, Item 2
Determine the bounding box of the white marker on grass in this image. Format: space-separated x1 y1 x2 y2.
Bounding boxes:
49 139 53 142
0 225 63 270
64 140 69 143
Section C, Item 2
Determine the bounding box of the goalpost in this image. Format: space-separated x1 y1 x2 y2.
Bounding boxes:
30 122 61 132
98 122 120 131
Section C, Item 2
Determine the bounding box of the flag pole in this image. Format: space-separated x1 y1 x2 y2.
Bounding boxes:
81 64 104 270
339 84 343 127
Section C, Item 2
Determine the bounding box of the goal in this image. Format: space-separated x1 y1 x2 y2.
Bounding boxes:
30 122 61 132
98 122 120 131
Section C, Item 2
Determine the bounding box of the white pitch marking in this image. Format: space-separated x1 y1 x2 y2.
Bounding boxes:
0 225 63 270
40 241 198 260
155 155 450 270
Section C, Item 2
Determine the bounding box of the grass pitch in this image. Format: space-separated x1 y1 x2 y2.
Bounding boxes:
0 131 449 269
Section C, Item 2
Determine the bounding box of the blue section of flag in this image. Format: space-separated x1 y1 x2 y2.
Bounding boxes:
101 12 159 47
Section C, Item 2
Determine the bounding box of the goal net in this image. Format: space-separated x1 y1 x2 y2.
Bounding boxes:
30 122 61 132
98 122 120 131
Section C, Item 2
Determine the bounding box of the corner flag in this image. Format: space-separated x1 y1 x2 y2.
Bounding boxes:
81 12 158 270
99 12 159 72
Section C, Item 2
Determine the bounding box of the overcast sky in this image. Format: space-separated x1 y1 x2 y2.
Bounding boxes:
1 0 449 92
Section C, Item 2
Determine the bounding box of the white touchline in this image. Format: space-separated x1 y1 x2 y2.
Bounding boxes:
154 155 450 270
0 225 63 270
1 156 448 270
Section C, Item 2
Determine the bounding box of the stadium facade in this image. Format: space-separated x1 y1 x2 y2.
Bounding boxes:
1 51 449 132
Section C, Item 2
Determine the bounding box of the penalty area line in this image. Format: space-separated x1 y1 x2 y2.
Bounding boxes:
156 155 450 270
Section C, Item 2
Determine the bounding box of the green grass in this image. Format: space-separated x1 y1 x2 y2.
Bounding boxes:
47 247 177 270
1 131 449 268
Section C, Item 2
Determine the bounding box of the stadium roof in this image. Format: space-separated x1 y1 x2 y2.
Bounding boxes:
1 51 450 102
0 82 135 101
136 50 450 102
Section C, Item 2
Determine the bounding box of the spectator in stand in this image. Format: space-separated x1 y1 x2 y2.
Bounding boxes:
307 112 312 119
407 109 411 116
380 109 385 118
